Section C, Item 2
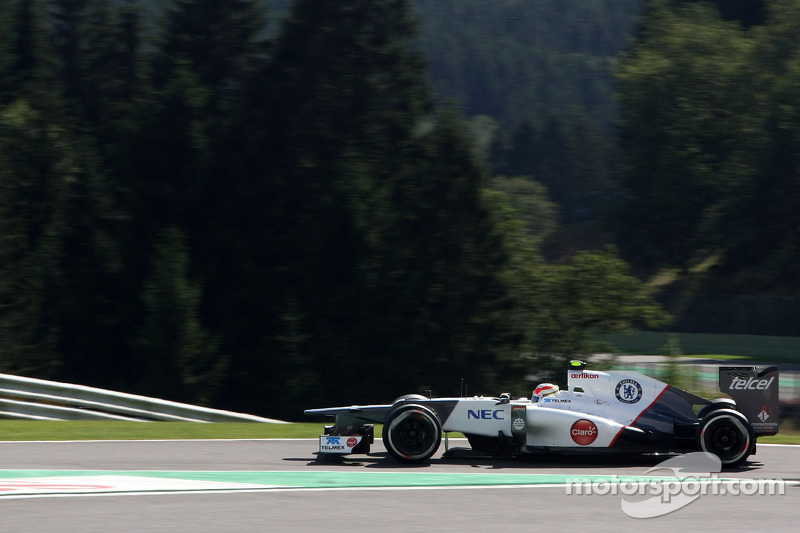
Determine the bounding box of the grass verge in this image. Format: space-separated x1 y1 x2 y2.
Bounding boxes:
0 421 797 444
601 331 800 361
0 421 327 441
759 433 800 445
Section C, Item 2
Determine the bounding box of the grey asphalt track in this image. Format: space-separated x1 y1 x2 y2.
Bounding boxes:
0 438 797 532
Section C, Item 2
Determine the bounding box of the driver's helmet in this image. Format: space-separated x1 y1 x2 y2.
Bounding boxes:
532 383 559 403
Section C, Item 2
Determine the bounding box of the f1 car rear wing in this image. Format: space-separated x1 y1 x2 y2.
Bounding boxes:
719 366 779 436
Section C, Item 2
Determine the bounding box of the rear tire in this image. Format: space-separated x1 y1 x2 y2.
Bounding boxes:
696 409 754 467
697 398 737 420
382 405 441 463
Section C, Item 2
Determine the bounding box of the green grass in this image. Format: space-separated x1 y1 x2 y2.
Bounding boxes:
0 421 328 441
758 433 800 445
601 331 800 362
0 420 797 444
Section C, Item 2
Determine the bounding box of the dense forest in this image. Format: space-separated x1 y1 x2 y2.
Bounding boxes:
1 0 798 418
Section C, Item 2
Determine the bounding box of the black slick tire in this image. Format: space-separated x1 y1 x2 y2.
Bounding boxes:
382 404 441 463
696 409 754 467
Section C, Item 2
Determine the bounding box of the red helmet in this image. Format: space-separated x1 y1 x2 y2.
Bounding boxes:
532 383 559 402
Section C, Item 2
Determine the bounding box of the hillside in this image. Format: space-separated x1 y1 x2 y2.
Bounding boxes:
135 0 644 132
415 0 644 131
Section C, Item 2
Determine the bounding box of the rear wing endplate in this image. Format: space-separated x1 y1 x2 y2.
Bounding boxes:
719 366 779 436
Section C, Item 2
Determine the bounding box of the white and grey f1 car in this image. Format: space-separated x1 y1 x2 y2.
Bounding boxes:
304 362 779 467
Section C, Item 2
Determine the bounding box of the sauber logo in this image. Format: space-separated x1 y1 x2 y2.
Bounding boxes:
571 373 598 379
729 376 774 390
571 419 598 445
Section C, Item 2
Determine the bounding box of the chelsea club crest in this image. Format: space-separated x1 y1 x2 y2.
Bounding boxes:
615 379 643 404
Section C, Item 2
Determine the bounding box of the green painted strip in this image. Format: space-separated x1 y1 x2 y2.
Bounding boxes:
0 470 700 489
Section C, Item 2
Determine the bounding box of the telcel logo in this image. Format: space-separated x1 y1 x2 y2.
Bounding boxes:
729 376 774 390
467 409 505 420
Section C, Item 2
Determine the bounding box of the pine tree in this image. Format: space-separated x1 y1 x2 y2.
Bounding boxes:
0 0 58 107
221 1 526 411
123 0 266 400
134 228 224 404
0 101 62 375
132 0 265 231
224 0 436 409
0 1 64 376
0 1 17 103
51 0 143 137
364 113 520 395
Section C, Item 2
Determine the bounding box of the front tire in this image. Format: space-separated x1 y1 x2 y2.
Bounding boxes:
696 409 754 467
382 405 441 463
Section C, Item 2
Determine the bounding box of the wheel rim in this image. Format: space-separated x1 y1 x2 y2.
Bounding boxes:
701 414 750 464
387 409 439 460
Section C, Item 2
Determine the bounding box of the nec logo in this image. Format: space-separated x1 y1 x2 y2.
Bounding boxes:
729 376 774 390
467 409 505 420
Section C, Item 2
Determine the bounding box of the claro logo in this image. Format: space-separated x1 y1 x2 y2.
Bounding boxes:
570 419 598 445
729 376 775 390
571 373 598 379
